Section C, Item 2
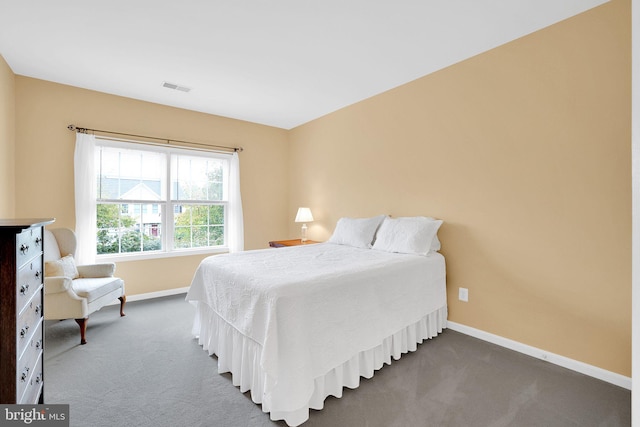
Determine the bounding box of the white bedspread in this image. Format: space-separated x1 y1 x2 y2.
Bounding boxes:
186 243 446 417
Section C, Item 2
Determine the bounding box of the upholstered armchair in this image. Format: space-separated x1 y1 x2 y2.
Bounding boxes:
43 228 126 344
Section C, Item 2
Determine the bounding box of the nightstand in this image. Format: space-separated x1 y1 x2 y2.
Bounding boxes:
269 239 319 248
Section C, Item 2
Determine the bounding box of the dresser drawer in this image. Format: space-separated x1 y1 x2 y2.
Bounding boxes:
15 319 43 402
17 292 43 359
16 226 43 269
17 258 43 308
18 351 43 404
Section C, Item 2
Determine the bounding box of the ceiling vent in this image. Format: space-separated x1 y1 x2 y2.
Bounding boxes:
162 81 191 93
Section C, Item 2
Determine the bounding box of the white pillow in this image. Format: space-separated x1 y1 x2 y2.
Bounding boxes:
431 234 442 252
45 254 80 279
328 215 387 248
372 216 443 256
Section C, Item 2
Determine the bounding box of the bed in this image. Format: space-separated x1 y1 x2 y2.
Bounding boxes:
186 215 447 426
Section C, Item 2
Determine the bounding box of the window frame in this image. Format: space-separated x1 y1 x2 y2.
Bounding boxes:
95 138 231 262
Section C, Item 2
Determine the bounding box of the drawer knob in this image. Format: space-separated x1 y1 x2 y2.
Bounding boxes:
20 284 29 295
19 325 29 338
35 304 41 315
35 236 42 246
20 244 29 254
35 373 42 384
20 367 29 382
34 270 41 280
35 340 43 350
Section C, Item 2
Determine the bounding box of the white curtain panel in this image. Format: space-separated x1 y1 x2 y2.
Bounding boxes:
74 133 97 264
228 152 245 252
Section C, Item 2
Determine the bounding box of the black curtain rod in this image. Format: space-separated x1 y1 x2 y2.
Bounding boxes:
67 124 243 153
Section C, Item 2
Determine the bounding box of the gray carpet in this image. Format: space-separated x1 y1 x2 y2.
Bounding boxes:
43 294 630 427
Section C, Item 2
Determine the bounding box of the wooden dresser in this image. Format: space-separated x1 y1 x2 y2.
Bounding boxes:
0 218 54 404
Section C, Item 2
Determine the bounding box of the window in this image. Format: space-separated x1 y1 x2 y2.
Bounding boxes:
95 139 232 257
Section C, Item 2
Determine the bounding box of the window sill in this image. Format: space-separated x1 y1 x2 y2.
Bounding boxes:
97 246 229 263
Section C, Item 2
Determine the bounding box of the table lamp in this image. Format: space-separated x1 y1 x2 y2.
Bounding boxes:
295 207 314 242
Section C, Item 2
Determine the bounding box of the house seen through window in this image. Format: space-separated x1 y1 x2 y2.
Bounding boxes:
95 139 230 256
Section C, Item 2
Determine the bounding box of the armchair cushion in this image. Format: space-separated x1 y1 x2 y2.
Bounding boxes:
77 263 116 278
72 277 124 303
45 255 79 279
44 276 73 294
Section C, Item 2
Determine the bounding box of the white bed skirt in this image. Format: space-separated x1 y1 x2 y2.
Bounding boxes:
193 303 448 426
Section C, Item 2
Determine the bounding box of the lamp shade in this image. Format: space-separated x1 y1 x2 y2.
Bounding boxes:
295 207 314 223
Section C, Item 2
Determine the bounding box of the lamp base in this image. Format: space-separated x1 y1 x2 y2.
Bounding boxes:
301 224 308 242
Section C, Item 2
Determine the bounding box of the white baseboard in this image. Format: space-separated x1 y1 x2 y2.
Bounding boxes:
106 287 189 305
446 321 631 390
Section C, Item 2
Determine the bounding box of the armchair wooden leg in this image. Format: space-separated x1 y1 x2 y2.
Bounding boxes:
118 295 126 317
75 318 88 345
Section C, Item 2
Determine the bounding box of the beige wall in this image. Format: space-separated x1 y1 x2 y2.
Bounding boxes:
0 55 15 217
289 0 631 376
14 77 290 294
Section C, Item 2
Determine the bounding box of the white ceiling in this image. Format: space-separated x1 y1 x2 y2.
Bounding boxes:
0 0 608 129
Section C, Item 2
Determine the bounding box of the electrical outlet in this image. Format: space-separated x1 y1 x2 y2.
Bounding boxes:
458 287 469 302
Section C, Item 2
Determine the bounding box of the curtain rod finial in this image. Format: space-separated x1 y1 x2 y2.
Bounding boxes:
67 124 76 131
